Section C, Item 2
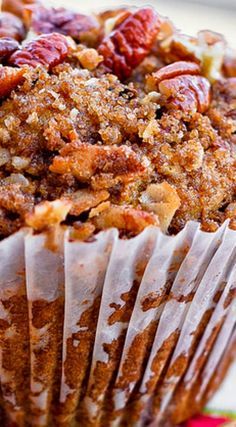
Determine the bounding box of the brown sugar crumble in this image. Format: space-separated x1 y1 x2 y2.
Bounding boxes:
0 3 235 239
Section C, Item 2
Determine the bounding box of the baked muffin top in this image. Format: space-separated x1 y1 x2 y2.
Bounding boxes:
0 2 236 239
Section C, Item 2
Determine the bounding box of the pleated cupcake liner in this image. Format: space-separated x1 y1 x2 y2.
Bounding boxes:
0 221 235 427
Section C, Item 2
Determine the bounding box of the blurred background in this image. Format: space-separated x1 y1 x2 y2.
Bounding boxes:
50 0 236 48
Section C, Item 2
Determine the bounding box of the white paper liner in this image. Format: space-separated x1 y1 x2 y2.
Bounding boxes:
25 227 65 427
198 305 236 401
132 222 229 427
81 227 157 425
185 272 236 388
110 221 198 426
180 251 236 397
160 252 236 423
0 221 235 427
0 230 29 426
202 326 236 404
57 229 117 425
150 225 236 425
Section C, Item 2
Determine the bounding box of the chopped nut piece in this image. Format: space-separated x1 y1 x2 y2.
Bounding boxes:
146 61 201 90
65 188 109 216
158 32 201 66
12 156 30 170
0 182 33 215
75 48 103 71
141 91 161 105
223 49 236 77
89 201 111 218
198 30 226 82
0 66 25 99
70 222 95 240
225 202 236 219
50 142 146 182
140 182 180 231
4 173 29 187
91 203 159 234
25 199 72 230
0 147 10 166
159 75 210 113
158 30 226 82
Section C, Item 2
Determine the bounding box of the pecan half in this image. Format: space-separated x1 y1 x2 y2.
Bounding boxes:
50 142 145 182
90 203 159 234
158 30 226 82
98 7 161 80
2 0 37 19
0 12 26 41
159 75 211 113
0 66 25 99
24 6 101 46
146 61 201 90
0 38 20 63
223 51 236 77
158 33 199 65
9 33 71 70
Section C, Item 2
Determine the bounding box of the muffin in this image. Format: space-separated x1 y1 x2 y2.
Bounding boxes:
0 1 235 426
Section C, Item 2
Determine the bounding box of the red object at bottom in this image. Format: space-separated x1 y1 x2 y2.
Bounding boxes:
185 415 230 427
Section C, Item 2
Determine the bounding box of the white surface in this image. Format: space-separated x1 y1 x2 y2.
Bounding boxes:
208 362 236 412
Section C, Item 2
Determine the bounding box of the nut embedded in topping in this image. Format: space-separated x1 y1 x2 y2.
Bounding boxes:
140 182 180 232
158 30 226 82
0 66 25 99
64 188 109 216
146 61 201 91
159 74 211 114
50 142 146 182
223 49 236 77
25 199 72 231
225 202 236 219
23 6 101 46
9 32 72 70
0 147 11 166
90 203 159 234
0 37 20 63
0 11 26 41
75 48 103 71
98 7 162 80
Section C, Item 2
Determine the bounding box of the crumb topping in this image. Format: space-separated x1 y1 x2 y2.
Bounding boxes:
0 3 235 238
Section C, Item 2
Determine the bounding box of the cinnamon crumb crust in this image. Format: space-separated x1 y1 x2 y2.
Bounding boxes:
0 4 235 239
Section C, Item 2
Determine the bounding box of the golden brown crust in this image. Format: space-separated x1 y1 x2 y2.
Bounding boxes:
0 5 234 239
